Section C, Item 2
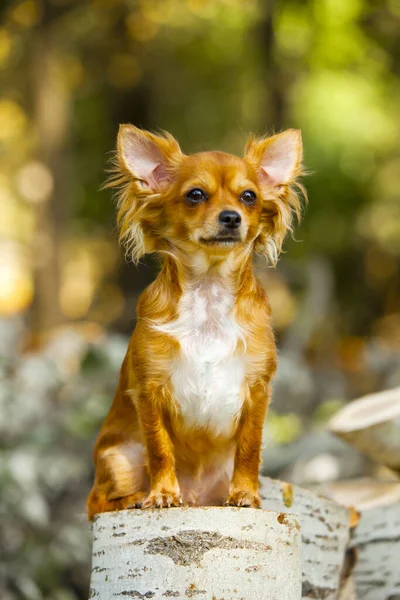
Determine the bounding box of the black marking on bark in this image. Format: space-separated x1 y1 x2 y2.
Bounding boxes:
113 531 127 537
301 581 335 599
116 592 155 598
357 535 400 548
185 586 206 597
142 530 271 566
317 515 334 532
118 567 149 580
162 592 180 597
92 566 108 573
358 580 386 588
302 535 339 552
89 588 100 598
94 519 107 531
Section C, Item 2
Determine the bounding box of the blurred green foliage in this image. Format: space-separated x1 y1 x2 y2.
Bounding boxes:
0 0 399 338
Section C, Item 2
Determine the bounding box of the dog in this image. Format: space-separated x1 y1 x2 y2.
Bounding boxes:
87 125 305 519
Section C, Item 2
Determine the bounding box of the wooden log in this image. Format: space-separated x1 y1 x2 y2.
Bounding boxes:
89 507 302 600
328 387 400 474
316 478 400 600
260 476 350 600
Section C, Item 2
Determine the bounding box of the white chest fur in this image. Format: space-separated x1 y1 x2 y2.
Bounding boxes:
153 282 246 436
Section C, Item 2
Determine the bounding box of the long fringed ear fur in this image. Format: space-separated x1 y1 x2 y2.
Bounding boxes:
244 129 307 265
105 125 183 263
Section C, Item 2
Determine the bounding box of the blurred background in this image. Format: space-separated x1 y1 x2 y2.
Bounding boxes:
0 0 399 598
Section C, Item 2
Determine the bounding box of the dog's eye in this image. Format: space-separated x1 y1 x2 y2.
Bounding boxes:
186 188 207 203
240 190 257 205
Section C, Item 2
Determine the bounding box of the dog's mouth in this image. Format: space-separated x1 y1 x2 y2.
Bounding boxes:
199 236 241 246
200 230 242 246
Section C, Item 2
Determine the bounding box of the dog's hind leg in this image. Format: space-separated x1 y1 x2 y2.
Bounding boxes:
87 441 149 520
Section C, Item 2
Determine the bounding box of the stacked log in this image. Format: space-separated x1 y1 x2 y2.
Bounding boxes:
260 476 350 600
317 478 400 600
327 386 400 600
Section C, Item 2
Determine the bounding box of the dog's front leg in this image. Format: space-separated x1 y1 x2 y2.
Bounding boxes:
137 387 182 509
226 381 270 508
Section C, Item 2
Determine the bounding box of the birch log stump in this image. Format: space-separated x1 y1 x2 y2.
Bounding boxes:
317 478 400 600
89 507 302 600
328 386 400 475
260 477 350 600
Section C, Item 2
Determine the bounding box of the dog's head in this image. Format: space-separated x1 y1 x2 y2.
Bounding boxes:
110 125 305 265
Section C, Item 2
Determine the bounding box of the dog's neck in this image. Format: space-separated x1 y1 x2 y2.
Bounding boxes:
160 245 256 296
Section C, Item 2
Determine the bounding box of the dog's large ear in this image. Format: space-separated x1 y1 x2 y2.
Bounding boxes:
118 125 182 191
244 129 305 265
245 129 302 188
107 125 183 263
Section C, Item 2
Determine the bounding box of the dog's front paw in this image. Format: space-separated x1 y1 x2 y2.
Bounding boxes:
225 489 261 508
142 489 183 509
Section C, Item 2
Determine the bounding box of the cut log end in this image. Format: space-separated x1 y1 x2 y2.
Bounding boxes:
329 387 400 434
315 477 400 511
328 387 400 472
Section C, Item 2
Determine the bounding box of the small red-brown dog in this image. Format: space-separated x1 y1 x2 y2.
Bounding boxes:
87 125 305 520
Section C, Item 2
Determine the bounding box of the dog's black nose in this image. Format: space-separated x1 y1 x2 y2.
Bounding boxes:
219 210 241 229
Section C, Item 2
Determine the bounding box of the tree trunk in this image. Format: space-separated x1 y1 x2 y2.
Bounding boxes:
90 507 302 600
30 0 71 331
258 0 286 130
